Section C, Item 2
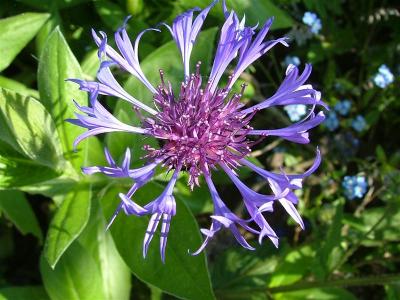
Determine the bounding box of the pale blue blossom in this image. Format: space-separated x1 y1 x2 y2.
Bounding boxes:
324 111 339 131
342 176 368 200
302 12 322 34
373 64 394 88
334 100 351 116
284 104 307 121
284 55 301 67
352 115 367 132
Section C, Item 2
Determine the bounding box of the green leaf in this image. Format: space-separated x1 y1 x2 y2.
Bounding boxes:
0 13 49 71
0 190 42 242
94 0 126 30
0 76 39 99
274 288 357 300
0 88 65 171
313 200 344 279
0 286 49 300
38 27 88 170
178 0 293 29
79 197 131 300
44 187 91 268
0 149 60 189
17 0 90 10
268 245 315 288
101 184 215 300
36 11 62 56
40 241 105 300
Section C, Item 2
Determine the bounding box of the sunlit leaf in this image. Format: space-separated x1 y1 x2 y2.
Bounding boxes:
40 241 105 300
0 13 49 71
44 187 91 268
79 198 131 300
38 27 88 170
0 88 65 171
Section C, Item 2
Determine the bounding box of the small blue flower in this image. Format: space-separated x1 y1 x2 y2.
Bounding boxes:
334 100 351 116
284 55 301 67
373 65 394 88
324 111 339 131
302 12 322 34
352 115 367 132
342 175 368 200
284 104 307 121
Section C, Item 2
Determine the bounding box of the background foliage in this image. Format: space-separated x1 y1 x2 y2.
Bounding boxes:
0 0 399 299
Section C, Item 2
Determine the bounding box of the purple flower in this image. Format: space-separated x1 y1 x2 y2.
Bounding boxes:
68 1 326 261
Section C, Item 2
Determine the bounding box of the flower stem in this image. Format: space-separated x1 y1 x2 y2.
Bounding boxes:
268 273 400 293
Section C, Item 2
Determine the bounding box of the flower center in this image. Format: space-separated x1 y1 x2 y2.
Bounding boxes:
144 64 255 187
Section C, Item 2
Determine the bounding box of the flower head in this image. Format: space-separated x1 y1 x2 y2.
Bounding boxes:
334 99 351 116
284 55 301 67
324 111 339 131
302 12 322 34
68 1 326 261
352 115 367 132
284 104 307 122
373 64 394 88
342 175 368 200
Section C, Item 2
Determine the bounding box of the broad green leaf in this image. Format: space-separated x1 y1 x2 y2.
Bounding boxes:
40 242 105 300
0 76 39 99
101 184 215 300
0 150 59 189
38 27 87 169
0 88 65 171
0 13 49 71
79 198 131 300
0 190 42 242
44 187 91 268
36 10 61 56
19 175 78 198
268 245 315 288
178 0 293 29
0 286 49 300
108 28 218 162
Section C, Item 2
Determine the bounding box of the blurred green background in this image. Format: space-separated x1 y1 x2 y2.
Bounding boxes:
0 0 399 299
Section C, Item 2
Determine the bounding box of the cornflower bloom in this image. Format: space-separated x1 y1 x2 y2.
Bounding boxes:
68 0 326 261
373 64 394 88
302 12 322 34
342 176 368 200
